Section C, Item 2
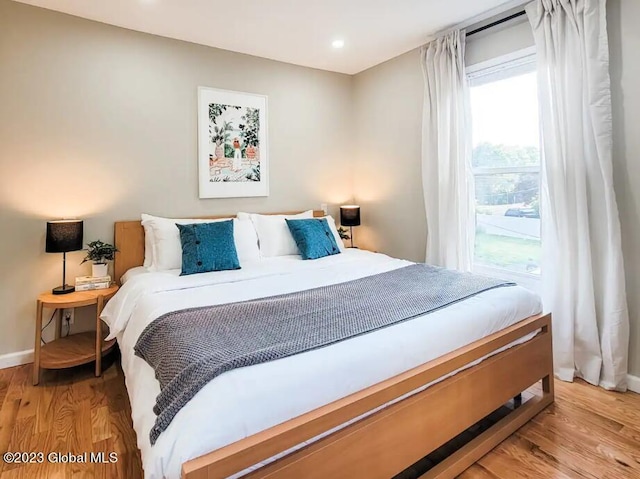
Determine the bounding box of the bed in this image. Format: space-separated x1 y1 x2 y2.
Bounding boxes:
108 211 553 479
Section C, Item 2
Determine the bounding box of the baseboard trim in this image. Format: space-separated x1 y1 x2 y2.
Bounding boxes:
0 349 34 370
628 374 640 394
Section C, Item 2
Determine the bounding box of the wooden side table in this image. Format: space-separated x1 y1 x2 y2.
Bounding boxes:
33 285 119 385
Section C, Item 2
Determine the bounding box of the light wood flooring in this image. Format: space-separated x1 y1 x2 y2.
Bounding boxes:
0 358 638 478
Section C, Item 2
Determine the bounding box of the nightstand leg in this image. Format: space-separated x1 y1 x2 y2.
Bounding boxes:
95 295 104 377
33 300 43 385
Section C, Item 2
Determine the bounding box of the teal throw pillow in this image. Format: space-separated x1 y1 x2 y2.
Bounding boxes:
285 218 341 260
177 221 240 275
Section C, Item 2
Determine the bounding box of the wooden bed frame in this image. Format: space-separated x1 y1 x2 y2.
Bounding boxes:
113 211 554 479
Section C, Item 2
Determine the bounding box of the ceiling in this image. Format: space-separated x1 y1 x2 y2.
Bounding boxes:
14 0 519 74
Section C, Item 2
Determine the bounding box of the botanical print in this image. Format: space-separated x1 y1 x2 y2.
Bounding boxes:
208 103 261 183
198 87 268 198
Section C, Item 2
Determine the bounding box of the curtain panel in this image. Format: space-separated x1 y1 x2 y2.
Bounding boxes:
526 0 629 390
420 30 475 271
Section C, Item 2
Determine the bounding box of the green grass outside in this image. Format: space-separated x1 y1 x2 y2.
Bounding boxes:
475 232 541 272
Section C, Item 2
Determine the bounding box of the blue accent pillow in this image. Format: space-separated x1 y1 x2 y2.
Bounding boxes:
177 221 240 275
285 218 341 260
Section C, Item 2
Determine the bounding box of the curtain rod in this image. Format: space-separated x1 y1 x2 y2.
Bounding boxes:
466 10 526 37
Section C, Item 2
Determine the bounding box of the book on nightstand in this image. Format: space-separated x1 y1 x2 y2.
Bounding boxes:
75 275 112 291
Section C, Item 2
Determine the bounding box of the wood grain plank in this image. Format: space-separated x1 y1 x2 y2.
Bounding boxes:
479 434 576 479
91 438 118 479
0 466 25 479
0 398 20 475
457 464 502 479
90 406 111 444
104 378 128 414
15 381 39 421
108 411 138 455
552 380 640 430
4 366 29 403
0 368 16 410
524 407 640 477
3 417 36 473
34 381 57 434
47 463 71 479
73 400 94 453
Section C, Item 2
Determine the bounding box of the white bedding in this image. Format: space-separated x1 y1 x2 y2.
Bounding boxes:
102 250 542 479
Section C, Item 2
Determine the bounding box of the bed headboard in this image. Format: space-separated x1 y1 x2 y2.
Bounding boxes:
113 210 325 284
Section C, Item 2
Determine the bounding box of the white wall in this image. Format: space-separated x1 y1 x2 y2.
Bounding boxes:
0 0 353 357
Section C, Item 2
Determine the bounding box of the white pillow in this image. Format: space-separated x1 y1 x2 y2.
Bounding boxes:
237 210 315 257
324 215 346 253
142 224 155 268
140 214 260 271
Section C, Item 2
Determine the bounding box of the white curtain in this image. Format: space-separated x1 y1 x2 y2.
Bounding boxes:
421 31 474 271
526 0 629 390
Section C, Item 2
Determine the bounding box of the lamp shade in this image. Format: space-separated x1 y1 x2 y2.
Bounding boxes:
46 220 83 253
340 205 361 227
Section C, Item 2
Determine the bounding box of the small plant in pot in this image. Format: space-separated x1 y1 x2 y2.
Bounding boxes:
81 240 118 278
337 227 351 241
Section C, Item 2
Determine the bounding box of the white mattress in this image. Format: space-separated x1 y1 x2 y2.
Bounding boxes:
102 250 542 479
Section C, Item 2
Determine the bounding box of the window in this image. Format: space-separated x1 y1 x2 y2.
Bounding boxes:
468 53 541 281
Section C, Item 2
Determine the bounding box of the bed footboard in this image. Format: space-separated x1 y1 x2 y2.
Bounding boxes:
182 313 553 479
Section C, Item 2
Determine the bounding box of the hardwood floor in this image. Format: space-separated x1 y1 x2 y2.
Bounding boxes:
0 358 638 478
0 356 142 479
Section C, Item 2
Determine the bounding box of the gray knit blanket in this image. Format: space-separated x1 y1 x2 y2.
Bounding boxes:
134 264 514 444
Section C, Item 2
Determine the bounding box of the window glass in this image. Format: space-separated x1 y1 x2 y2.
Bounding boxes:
470 69 541 276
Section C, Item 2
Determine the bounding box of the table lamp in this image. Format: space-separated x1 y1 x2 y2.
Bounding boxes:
46 220 83 294
340 205 361 248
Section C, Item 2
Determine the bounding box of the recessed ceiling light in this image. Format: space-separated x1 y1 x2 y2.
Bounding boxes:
332 39 345 49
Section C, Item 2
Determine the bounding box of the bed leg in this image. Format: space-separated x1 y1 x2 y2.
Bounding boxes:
513 393 522 408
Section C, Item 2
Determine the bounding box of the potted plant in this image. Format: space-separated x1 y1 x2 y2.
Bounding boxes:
81 240 118 278
337 227 350 241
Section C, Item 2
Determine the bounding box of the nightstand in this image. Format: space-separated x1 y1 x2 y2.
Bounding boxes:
33 285 119 385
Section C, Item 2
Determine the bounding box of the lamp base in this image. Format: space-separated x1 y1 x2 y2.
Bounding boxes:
52 284 75 295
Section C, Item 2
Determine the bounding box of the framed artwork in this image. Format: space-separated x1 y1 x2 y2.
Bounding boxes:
198 87 269 198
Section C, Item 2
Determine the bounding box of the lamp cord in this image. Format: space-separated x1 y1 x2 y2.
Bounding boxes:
40 309 57 345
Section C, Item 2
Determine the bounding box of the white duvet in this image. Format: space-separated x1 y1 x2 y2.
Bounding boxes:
101 250 542 479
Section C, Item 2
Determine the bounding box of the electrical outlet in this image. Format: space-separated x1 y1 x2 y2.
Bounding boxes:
320 203 328 215
62 308 74 325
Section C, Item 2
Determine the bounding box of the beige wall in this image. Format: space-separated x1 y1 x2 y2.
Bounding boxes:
0 0 353 356
353 8 640 377
465 19 534 67
352 49 425 262
609 0 640 377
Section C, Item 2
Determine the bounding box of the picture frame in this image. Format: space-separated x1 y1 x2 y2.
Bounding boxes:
197 87 269 198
